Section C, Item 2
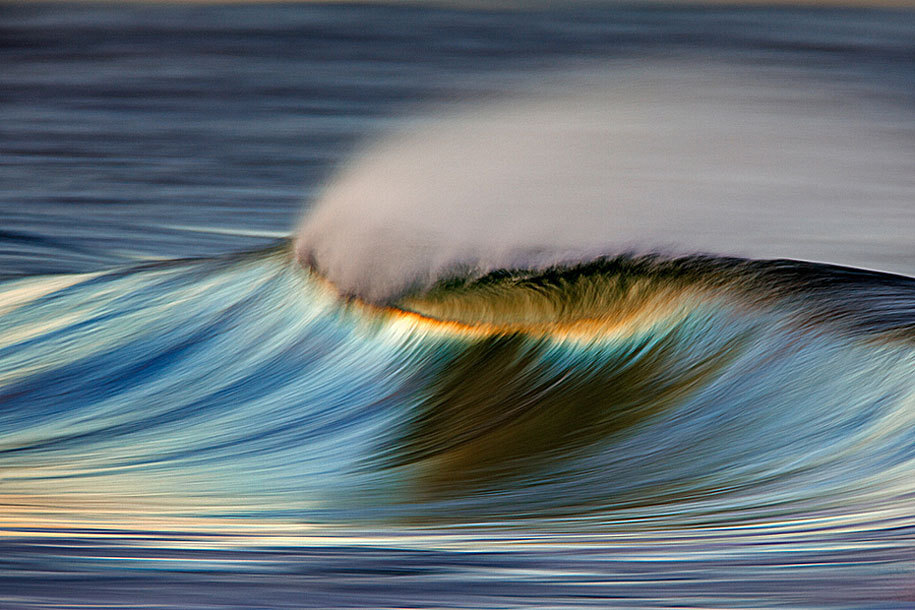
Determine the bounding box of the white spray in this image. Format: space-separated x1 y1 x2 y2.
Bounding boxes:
296 63 915 302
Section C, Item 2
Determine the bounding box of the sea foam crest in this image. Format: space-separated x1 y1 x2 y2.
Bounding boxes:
296 64 915 303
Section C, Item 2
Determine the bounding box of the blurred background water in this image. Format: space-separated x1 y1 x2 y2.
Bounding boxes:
3 3 914 277
1 3 914 608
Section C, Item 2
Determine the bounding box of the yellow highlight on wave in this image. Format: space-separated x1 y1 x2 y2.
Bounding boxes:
306 261 722 346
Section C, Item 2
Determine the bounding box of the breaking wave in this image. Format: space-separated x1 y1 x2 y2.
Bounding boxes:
2 62 914 607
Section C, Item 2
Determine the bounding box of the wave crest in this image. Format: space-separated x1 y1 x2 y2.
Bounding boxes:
296 64 915 303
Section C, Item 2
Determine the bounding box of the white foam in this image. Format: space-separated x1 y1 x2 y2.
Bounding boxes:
296 63 915 302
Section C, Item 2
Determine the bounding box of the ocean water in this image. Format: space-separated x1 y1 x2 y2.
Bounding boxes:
1 4 914 608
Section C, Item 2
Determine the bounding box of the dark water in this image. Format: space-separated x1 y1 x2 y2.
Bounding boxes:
1 4 914 608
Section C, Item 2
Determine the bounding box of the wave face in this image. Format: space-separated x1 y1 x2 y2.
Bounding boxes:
2 244 915 607
3 245 914 533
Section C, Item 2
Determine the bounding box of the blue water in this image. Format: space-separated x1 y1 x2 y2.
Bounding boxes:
1 4 914 608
